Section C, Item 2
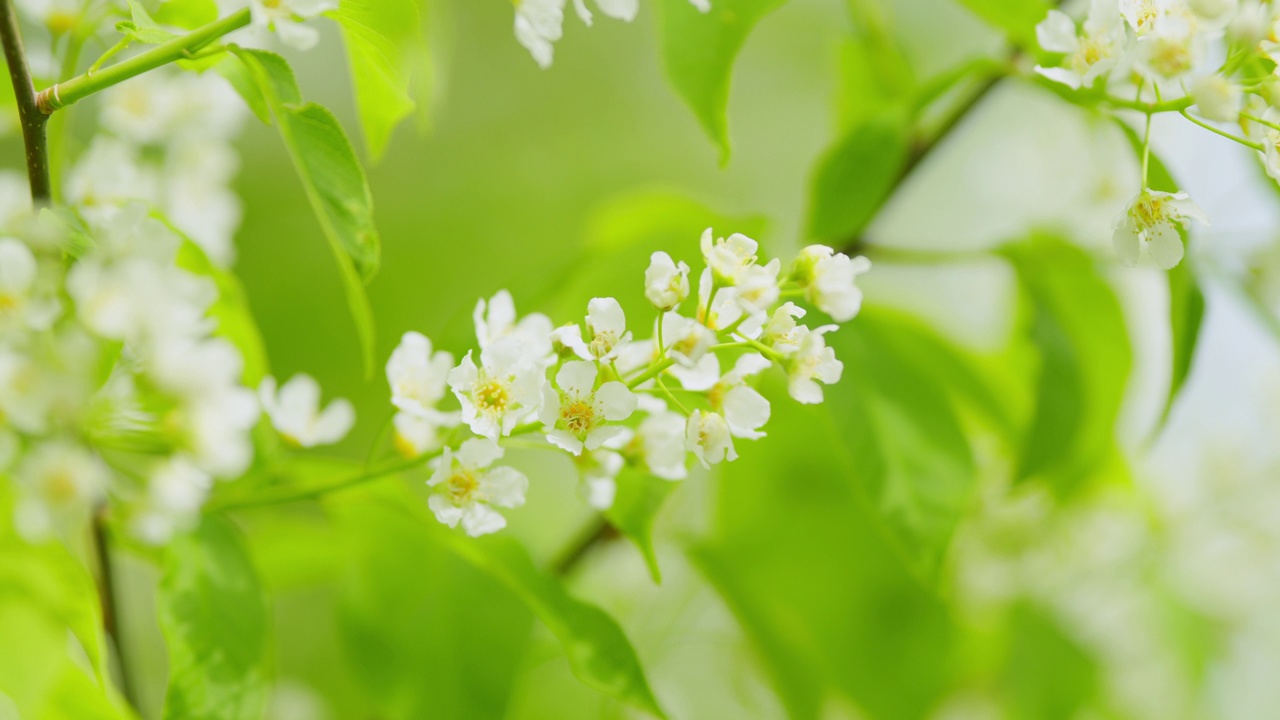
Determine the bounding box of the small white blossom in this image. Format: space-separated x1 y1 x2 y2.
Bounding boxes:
700 227 760 285
1190 75 1242 122
473 289 554 360
631 411 688 480
763 302 807 354
0 238 58 330
387 331 455 418
645 251 691 311
572 0 638 25
538 360 637 455
788 325 843 405
12 442 109 541
685 410 736 468
248 0 336 51
661 311 715 367
132 457 213 545
260 374 355 448
712 354 772 440
792 245 871 322
734 260 781 317
392 411 455 458
427 438 528 536
514 0 565 69
449 337 544 439
577 442 627 510
1034 2 1127 89
1112 190 1207 269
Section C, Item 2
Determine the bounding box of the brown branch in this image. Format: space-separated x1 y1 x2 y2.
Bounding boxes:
0 0 50 204
92 514 138 709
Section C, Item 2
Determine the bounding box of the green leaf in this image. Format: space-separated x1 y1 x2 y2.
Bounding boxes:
805 112 910 243
154 0 218 28
695 397 957 720
603 469 677 583
158 516 269 720
1002 235 1131 494
229 47 380 376
950 0 1050 47
1004 604 1098 719
826 308 978 581
657 0 790 163
328 0 429 160
335 484 666 718
329 495 533 719
118 0 179 44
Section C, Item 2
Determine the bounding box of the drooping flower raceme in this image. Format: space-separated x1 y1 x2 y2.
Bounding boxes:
381 228 869 536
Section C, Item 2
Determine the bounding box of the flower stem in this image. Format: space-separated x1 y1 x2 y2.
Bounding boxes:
37 8 251 113
0 0 51 204
1178 109 1263 151
92 513 138 710
627 358 676 389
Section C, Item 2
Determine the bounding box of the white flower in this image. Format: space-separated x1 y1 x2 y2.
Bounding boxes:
259 374 355 447
64 138 160 214
763 302 807 354
1112 190 1207 269
248 0 336 51
697 268 750 333
12 441 109 541
14 0 79 29
514 0 565 69
734 260 781 317
1134 18 1204 82
788 325 843 405
427 438 528 536
68 258 215 344
1190 75 1241 122
631 411 688 480
700 227 759 285
644 251 691 310
185 389 259 478
585 297 631 361
387 331 455 418
711 354 772 440
661 311 715 368
685 410 736 468
0 238 58 330
1034 2 1126 89
792 245 871 322
0 344 55 434
448 337 544 439
577 443 627 510
572 0 637 25
392 411 455 457
473 289 553 360
687 0 710 10
538 360 637 455
132 457 212 545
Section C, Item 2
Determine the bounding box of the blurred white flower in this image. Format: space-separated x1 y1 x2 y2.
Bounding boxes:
1034 3 1126 89
514 0 564 69
700 227 759 285
473 289 553 360
1191 75 1242 122
632 410 688 480
538 360 636 455
248 0 336 51
392 411 455 457
763 302 806 354
12 441 109 541
792 245 871 322
0 238 59 330
260 374 355 448
572 0 637 25
387 331 455 418
449 337 544 439
662 311 715 368
427 438 528 536
132 457 213 545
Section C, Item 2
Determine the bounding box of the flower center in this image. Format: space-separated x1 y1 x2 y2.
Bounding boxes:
446 469 480 502
561 400 596 435
43 470 78 503
475 379 510 413
589 331 618 359
1149 38 1191 78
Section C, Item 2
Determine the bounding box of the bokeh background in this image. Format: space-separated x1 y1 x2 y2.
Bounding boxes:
12 0 1280 717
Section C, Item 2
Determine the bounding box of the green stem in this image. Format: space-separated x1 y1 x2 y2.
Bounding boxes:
37 8 251 113
738 337 785 362
1178 109 1263 151
627 358 676 389
1242 112 1280 133
1142 87 1153 187
1099 93 1194 115
0 0 51 204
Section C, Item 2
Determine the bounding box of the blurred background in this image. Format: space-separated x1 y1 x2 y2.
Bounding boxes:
14 0 1280 716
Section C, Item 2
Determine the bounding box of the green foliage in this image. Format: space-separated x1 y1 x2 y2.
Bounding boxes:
657 0 791 163
331 493 533 719
118 1 178 44
695 396 957 720
228 47 381 376
328 0 429 160
826 308 979 581
152 0 218 29
805 113 910 243
950 0 1050 47
158 516 268 720
175 239 270 386
1002 236 1131 494
1004 604 1099 719
604 469 677 583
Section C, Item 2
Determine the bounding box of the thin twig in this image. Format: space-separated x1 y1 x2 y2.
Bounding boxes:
552 516 618 577
0 0 51 203
92 514 138 709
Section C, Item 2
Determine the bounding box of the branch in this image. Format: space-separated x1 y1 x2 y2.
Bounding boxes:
92 514 137 709
0 0 50 204
552 516 619 577
37 8 251 113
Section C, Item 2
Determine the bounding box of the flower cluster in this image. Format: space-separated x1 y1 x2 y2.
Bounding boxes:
0 203 257 544
67 68 248 266
512 0 711 69
1028 0 1280 268
385 229 869 536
